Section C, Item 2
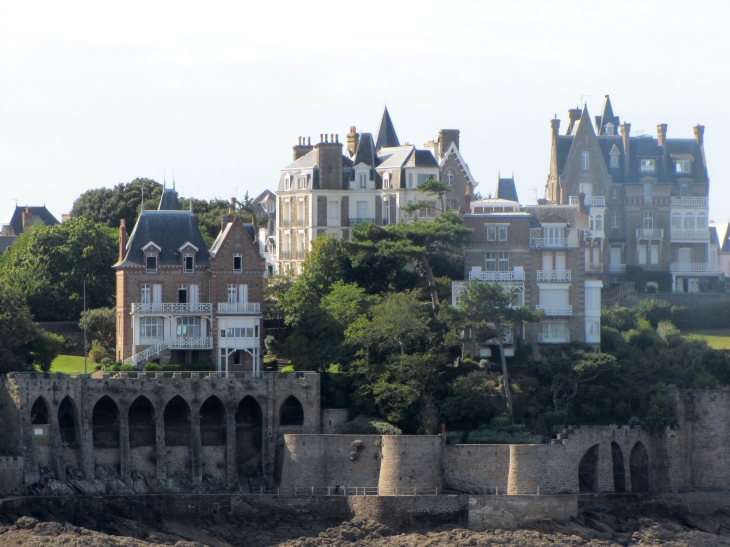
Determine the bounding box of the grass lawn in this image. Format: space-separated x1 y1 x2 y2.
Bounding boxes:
682 329 730 350
50 355 91 374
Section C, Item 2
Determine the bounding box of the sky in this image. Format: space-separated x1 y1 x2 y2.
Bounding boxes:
1 0 730 224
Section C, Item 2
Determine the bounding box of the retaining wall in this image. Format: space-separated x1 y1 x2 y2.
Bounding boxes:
378 436 443 494
468 495 578 530
444 444 510 494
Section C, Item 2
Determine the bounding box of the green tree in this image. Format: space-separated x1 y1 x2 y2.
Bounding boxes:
350 211 472 307
71 178 162 228
402 179 451 214
0 218 117 321
443 279 544 421
79 307 116 351
0 281 63 372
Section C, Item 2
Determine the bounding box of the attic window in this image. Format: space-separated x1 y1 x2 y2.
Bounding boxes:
605 123 615 135
640 159 656 172
146 255 157 273
582 151 589 170
233 254 242 273
610 154 619 168
359 173 367 189
676 160 691 173
383 174 390 189
446 170 455 186
183 254 194 273
284 175 291 191
297 176 307 189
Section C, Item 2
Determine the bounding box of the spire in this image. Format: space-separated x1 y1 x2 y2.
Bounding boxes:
374 107 400 150
596 94 619 134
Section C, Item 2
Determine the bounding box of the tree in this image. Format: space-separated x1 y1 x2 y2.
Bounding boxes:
79 307 116 351
71 178 162 228
0 218 118 321
444 279 544 421
0 281 63 373
350 211 472 307
414 179 451 214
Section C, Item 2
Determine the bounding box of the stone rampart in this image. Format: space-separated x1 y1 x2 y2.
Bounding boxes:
0 456 24 495
378 435 443 494
321 409 349 434
443 444 510 494
468 494 578 530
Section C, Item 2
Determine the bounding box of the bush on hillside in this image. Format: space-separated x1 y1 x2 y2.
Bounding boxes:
143 361 216 372
337 415 402 435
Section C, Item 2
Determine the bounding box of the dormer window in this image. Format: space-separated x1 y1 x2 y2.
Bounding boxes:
605 123 615 135
581 151 589 170
676 160 691 173
284 175 291 190
183 254 194 273
146 254 157 273
383 174 390 189
445 170 455 186
640 159 656 172
297 176 307 189
359 173 367 189
233 254 242 273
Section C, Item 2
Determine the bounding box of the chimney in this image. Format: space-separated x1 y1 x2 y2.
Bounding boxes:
347 126 360 156
694 124 705 146
657 123 667 147
118 219 127 263
464 182 474 214
620 122 631 179
21 206 32 230
438 129 460 154
550 117 560 140
567 108 581 133
229 197 236 214
293 136 314 160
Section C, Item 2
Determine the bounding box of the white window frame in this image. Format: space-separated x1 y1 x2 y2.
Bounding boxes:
328 201 338 219
644 183 653 202
233 254 242 273
641 159 656 172
358 173 367 189
582 151 589 170
643 212 653 230
445 170 455 186
612 187 620 200
610 212 620 229
486 225 497 242
676 160 691 173
650 244 659 265
498 226 508 241
140 284 151 304
146 254 158 274
183 253 194 273
227 284 237 304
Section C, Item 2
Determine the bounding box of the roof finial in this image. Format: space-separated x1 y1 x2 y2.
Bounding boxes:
163 168 166 188
173 167 175 191
141 187 145 212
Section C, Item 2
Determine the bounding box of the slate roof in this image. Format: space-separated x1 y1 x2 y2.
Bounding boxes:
0 236 16 254
496 177 519 202
252 189 276 205
376 146 415 169
375 107 400 150
595 95 620 135
284 149 318 170
115 210 210 267
210 219 256 257
158 187 182 210
413 150 439 167
353 133 376 167
2 206 59 236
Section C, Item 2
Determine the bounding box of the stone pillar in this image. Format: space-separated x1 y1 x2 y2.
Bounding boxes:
49 406 66 481
80 376 95 479
226 405 238 489
119 403 131 483
264 374 276 487
191 404 202 485
155 407 167 480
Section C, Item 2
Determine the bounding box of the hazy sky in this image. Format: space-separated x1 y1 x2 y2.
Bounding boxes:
2 0 729 223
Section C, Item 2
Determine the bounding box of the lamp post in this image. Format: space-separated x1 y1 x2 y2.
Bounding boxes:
83 277 87 375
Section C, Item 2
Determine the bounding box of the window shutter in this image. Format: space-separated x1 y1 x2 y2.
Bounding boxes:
189 284 199 304
152 284 162 304
239 284 248 304
555 252 566 271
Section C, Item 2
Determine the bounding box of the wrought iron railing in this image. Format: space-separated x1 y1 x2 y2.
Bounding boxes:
217 302 261 313
131 303 212 314
536 270 571 282
536 305 572 316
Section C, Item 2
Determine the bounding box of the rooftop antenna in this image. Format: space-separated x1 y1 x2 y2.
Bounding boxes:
573 94 591 108
172 167 175 191
9 198 19 206
529 187 538 204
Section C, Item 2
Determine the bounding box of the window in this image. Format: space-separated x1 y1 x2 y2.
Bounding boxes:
284 175 291 190
140 317 162 338
357 201 367 219
358 173 367 189
684 213 695 230
672 213 682 229
266 202 275 212
676 160 691 173
146 254 157 273
407 173 414 188
141 284 151 304
485 252 497 271
582 151 589 170
383 175 390 189
486 225 497 241
587 320 600 338
383 201 390 224
542 322 567 339
643 183 653 202
183 254 194 273
446 199 457 211
227 284 237 304
328 201 338 219
638 244 647 265
680 185 689 197
178 284 187 304
297 201 305 223
612 187 620 200
650 244 659 265
417 173 435 185
697 213 708 229
233 254 242 272
590 214 603 232
297 176 306 189
544 227 564 246
610 154 619 168
605 123 615 135
498 252 509 271
176 317 200 338
498 226 508 241
610 212 620 229
445 170 454 186
643 212 653 230
641 159 656 172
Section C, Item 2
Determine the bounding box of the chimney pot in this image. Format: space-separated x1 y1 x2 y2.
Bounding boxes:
308 136 311 145
657 123 668 146
694 124 705 145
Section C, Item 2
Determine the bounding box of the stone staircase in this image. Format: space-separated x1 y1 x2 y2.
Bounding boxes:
602 282 636 309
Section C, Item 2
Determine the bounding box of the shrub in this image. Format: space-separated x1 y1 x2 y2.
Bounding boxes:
143 361 216 372
88 341 108 364
644 394 677 432
445 431 466 445
671 302 730 331
465 417 534 444
337 415 402 435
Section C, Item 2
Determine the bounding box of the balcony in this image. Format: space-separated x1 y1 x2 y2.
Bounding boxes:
530 228 581 248
280 251 292 259
131 303 212 314
469 270 525 282
609 264 626 273
671 197 708 207
536 305 573 316
281 220 291 228
168 337 213 349
217 302 262 314
538 332 571 344
670 263 724 274
349 218 376 226
295 251 305 259
537 270 571 282
568 196 605 207
671 230 709 241
636 229 664 239
296 219 305 227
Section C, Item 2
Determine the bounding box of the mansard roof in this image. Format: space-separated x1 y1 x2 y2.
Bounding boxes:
352 133 376 167
375 107 400 150
2 205 59 236
496 176 519 202
115 210 210 268
158 187 182 210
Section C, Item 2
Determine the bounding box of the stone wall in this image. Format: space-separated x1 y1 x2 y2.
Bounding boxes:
0 456 24 495
443 444 510 494
321 409 348 434
468 494 578 530
378 436 443 494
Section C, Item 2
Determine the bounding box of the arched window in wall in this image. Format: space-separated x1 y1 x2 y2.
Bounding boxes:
671 212 682 230
445 170 455 186
280 396 304 426
697 213 708 229
684 213 695 230
31 398 49 425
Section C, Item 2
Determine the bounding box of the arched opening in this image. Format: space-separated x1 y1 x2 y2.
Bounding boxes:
200 396 226 446
92 396 120 448
578 444 600 493
31 398 49 424
58 397 78 445
280 395 304 426
235 396 263 466
128 396 155 447
611 441 626 493
630 441 650 492
164 396 191 446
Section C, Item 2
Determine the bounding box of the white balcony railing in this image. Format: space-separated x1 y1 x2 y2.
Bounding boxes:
568 196 605 207
536 270 571 282
217 302 262 314
636 229 664 239
530 228 581 249
538 332 570 344
168 337 213 349
671 230 710 241
469 270 525 282
670 263 724 273
671 197 708 207
609 264 627 273
536 305 573 316
132 303 213 314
